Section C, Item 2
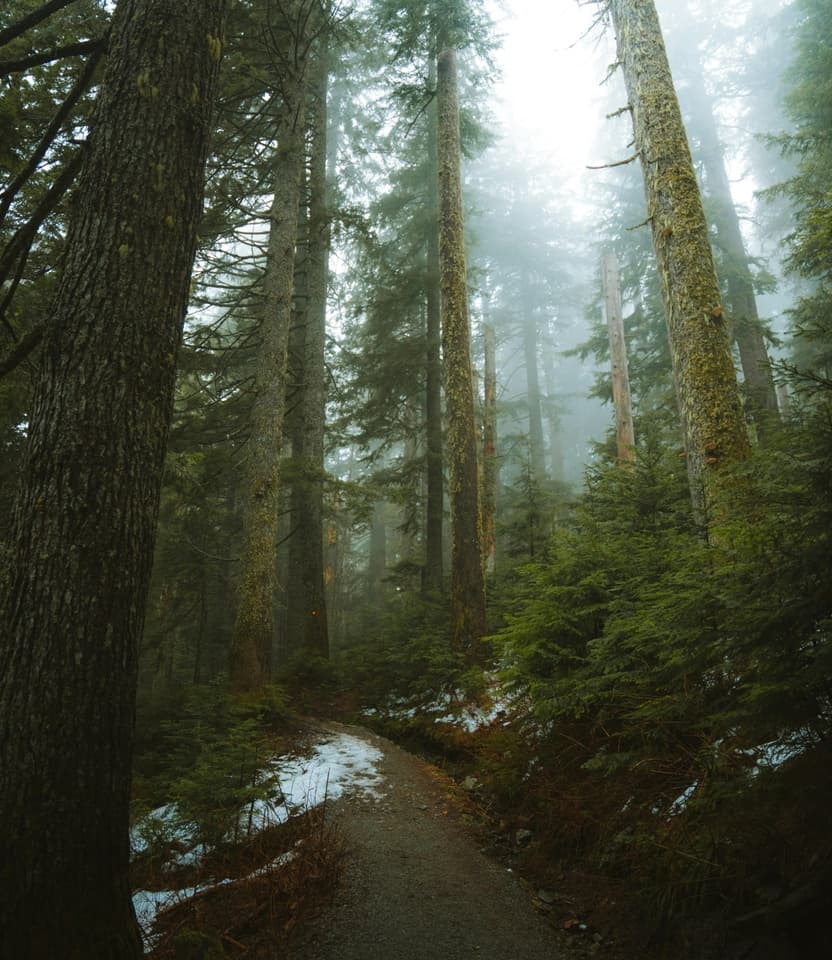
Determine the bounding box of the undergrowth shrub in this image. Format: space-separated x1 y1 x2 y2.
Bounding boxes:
132 679 293 851
145 806 346 959
486 416 832 954
336 590 465 706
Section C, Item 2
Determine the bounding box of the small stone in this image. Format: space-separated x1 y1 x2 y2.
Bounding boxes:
461 776 480 791
515 828 533 844
537 889 555 904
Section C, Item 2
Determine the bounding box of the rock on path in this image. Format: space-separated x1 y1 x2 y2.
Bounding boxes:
290 722 560 960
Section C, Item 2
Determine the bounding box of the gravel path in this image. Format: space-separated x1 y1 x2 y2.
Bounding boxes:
289 721 561 960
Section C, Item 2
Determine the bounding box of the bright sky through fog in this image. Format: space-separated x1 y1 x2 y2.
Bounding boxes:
490 0 615 181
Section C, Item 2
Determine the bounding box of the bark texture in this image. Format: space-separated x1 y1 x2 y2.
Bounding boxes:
542 317 564 485
521 273 546 485
602 252 636 464
688 82 779 435
0 1 226 956
482 322 497 575
609 0 750 519
437 46 486 655
229 3 310 692
424 60 444 595
286 43 330 659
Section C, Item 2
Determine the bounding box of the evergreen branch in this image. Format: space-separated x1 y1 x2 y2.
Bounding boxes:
0 240 31 341
0 149 83 300
0 38 102 77
0 0 81 49
0 40 104 226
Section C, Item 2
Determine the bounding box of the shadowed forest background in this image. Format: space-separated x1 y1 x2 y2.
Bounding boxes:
0 0 830 957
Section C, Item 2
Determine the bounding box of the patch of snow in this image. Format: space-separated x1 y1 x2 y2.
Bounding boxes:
130 803 196 856
131 732 385 949
749 731 814 773
166 842 208 869
669 780 699 816
258 732 386 821
133 883 227 948
363 685 512 732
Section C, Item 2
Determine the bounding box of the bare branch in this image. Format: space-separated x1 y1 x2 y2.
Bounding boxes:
586 153 639 170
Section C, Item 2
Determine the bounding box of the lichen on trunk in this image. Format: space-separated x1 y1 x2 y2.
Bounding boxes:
608 0 751 525
436 45 486 656
229 2 312 693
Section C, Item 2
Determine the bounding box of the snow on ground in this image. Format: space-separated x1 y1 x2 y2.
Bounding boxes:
362 687 513 733
252 731 386 828
131 731 385 948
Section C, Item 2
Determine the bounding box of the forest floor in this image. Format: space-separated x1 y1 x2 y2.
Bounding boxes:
287 719 628 960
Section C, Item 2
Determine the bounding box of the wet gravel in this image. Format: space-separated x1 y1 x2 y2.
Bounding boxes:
288 722 561 960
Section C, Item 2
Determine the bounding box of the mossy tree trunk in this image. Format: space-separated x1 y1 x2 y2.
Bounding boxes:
688 82 780 437
521 271 546 485
667 2 780 437
602 252 636 464
229 0 311 693
482 321 497 575
437 45 486 656
542 317 564 485
369 499 388 593
0 0 226 955
286 41 330 659
424 53 444 596
608 0 751 521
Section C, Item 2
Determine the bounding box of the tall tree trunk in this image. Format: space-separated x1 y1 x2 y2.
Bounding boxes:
688 84 780 436
541 317 564 485
423 53 444 596
482 321 497 575
0 1 225 955
286 41 330 659
609 0 750 522
667 4 780 438
602 252 636 464
437 46 486 656
521 271 546 485
369 499 387 593
229 4 309 692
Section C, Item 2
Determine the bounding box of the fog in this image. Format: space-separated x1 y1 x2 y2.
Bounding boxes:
438 0 797 489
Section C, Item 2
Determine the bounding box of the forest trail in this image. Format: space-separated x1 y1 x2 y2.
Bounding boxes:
289 721 561 960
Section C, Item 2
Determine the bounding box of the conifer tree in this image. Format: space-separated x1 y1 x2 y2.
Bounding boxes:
424 53 444 595
601 251 636 464
664 4 780 436
605 0 750 522
229 0 321 693
769 0 832 381
437 40 486 655
0 0 226 954
285 45 331 659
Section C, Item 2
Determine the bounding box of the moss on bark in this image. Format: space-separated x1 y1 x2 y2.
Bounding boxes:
609 0 751 525
437 46 486 655
229 2 311 693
